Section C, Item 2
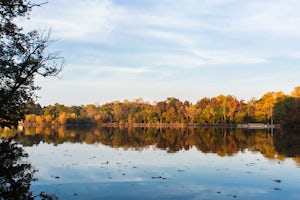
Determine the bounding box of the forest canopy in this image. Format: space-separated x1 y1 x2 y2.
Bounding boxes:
24 86 300 128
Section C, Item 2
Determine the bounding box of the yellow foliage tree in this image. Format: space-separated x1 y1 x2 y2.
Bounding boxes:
57 112 67 125
35 116 43 124
291 86 300 98
254 92 283 123
44 114 53 124
25 114 36 124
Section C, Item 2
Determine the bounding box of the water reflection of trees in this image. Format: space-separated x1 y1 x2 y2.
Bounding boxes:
1 127 300 162
0 138 36 199
273 130 300 157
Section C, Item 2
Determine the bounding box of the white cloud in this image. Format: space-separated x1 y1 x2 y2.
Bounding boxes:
25 0 275 67
225 1 300 37
25 0 123 42
89 65 154 75
26 0 300 41
189 49 268 65
23 0 300 105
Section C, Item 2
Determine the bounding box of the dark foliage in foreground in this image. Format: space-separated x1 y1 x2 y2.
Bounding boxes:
0 0 63 128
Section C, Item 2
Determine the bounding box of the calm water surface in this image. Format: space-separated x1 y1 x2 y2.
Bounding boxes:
1 127 300 199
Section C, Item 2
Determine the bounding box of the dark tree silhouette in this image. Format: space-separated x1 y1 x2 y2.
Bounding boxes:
0 0 63 127
273 96 300 128
0 138 37 199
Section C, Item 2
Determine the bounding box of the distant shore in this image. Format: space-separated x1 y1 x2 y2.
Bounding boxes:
20 122 281 129
100 122 280 129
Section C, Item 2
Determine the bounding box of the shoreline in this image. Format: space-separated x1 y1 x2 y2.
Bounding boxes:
20 122 281 129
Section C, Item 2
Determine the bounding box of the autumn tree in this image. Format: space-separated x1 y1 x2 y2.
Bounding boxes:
112 102 123 122
155 101 167 123
0 0 63 127
291 86 300 98
233 100 247 123
85 104 98 119
165 97 182 123
195 97 210 123
245 98 257 123
226 96 239 123
184 101 196 124
57 112 67 125
99 104 113 123
216 95 227 123
254 92 282 123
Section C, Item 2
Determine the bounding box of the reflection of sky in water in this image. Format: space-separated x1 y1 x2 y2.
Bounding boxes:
25 142 300 200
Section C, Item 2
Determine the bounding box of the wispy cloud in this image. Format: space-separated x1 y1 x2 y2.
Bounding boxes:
90 66 154 75
26 0 300 105
28 0 278 66
27 0 123 42
227 1 300 37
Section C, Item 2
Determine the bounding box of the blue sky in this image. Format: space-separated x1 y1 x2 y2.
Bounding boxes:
23 0 300 105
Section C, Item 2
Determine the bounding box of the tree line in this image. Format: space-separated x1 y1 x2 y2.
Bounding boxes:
23 86 300 128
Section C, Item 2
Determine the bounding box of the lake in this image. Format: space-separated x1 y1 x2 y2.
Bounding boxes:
1 127 300 199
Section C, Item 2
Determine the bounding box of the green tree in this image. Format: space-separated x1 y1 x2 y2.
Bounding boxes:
0 0 63 127
274 96 300 128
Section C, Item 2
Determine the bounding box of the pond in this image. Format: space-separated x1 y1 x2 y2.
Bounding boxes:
1 127 300 199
